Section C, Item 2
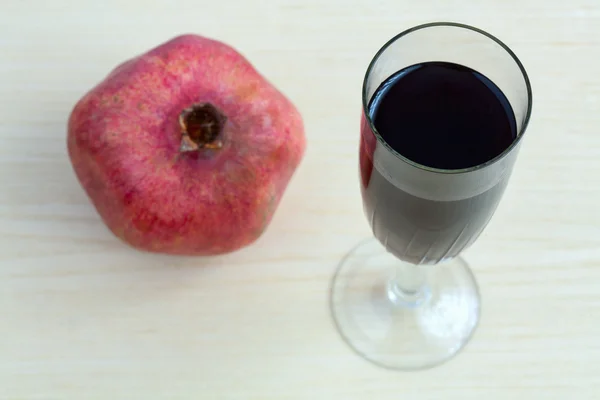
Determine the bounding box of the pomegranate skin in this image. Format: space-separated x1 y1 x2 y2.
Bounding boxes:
67 34 306 255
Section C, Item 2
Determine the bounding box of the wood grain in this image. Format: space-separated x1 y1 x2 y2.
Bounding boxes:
1 0 599 398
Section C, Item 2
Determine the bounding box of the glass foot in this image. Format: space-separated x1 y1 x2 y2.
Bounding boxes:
329 238 480 370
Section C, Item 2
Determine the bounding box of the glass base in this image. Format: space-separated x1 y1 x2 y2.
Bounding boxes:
330 238 480 370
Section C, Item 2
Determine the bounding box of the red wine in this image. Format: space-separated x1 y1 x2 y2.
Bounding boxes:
360 61 518 264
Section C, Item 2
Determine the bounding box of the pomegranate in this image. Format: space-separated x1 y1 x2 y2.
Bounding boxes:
67 34 306 255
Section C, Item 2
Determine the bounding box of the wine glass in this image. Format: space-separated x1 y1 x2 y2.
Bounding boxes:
330 22 533 370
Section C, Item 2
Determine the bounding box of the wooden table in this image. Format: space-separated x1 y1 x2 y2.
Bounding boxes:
1 0 599 398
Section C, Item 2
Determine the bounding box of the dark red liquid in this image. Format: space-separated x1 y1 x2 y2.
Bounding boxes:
360 61 517 263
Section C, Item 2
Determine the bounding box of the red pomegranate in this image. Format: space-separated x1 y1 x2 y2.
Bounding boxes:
67 34 306 255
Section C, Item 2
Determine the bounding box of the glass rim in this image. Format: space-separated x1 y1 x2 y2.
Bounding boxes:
362 21 533 175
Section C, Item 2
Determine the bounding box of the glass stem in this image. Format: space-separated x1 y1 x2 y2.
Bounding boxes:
386 263 431 307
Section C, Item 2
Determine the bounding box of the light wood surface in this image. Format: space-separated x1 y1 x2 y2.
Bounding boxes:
1 0 599 398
